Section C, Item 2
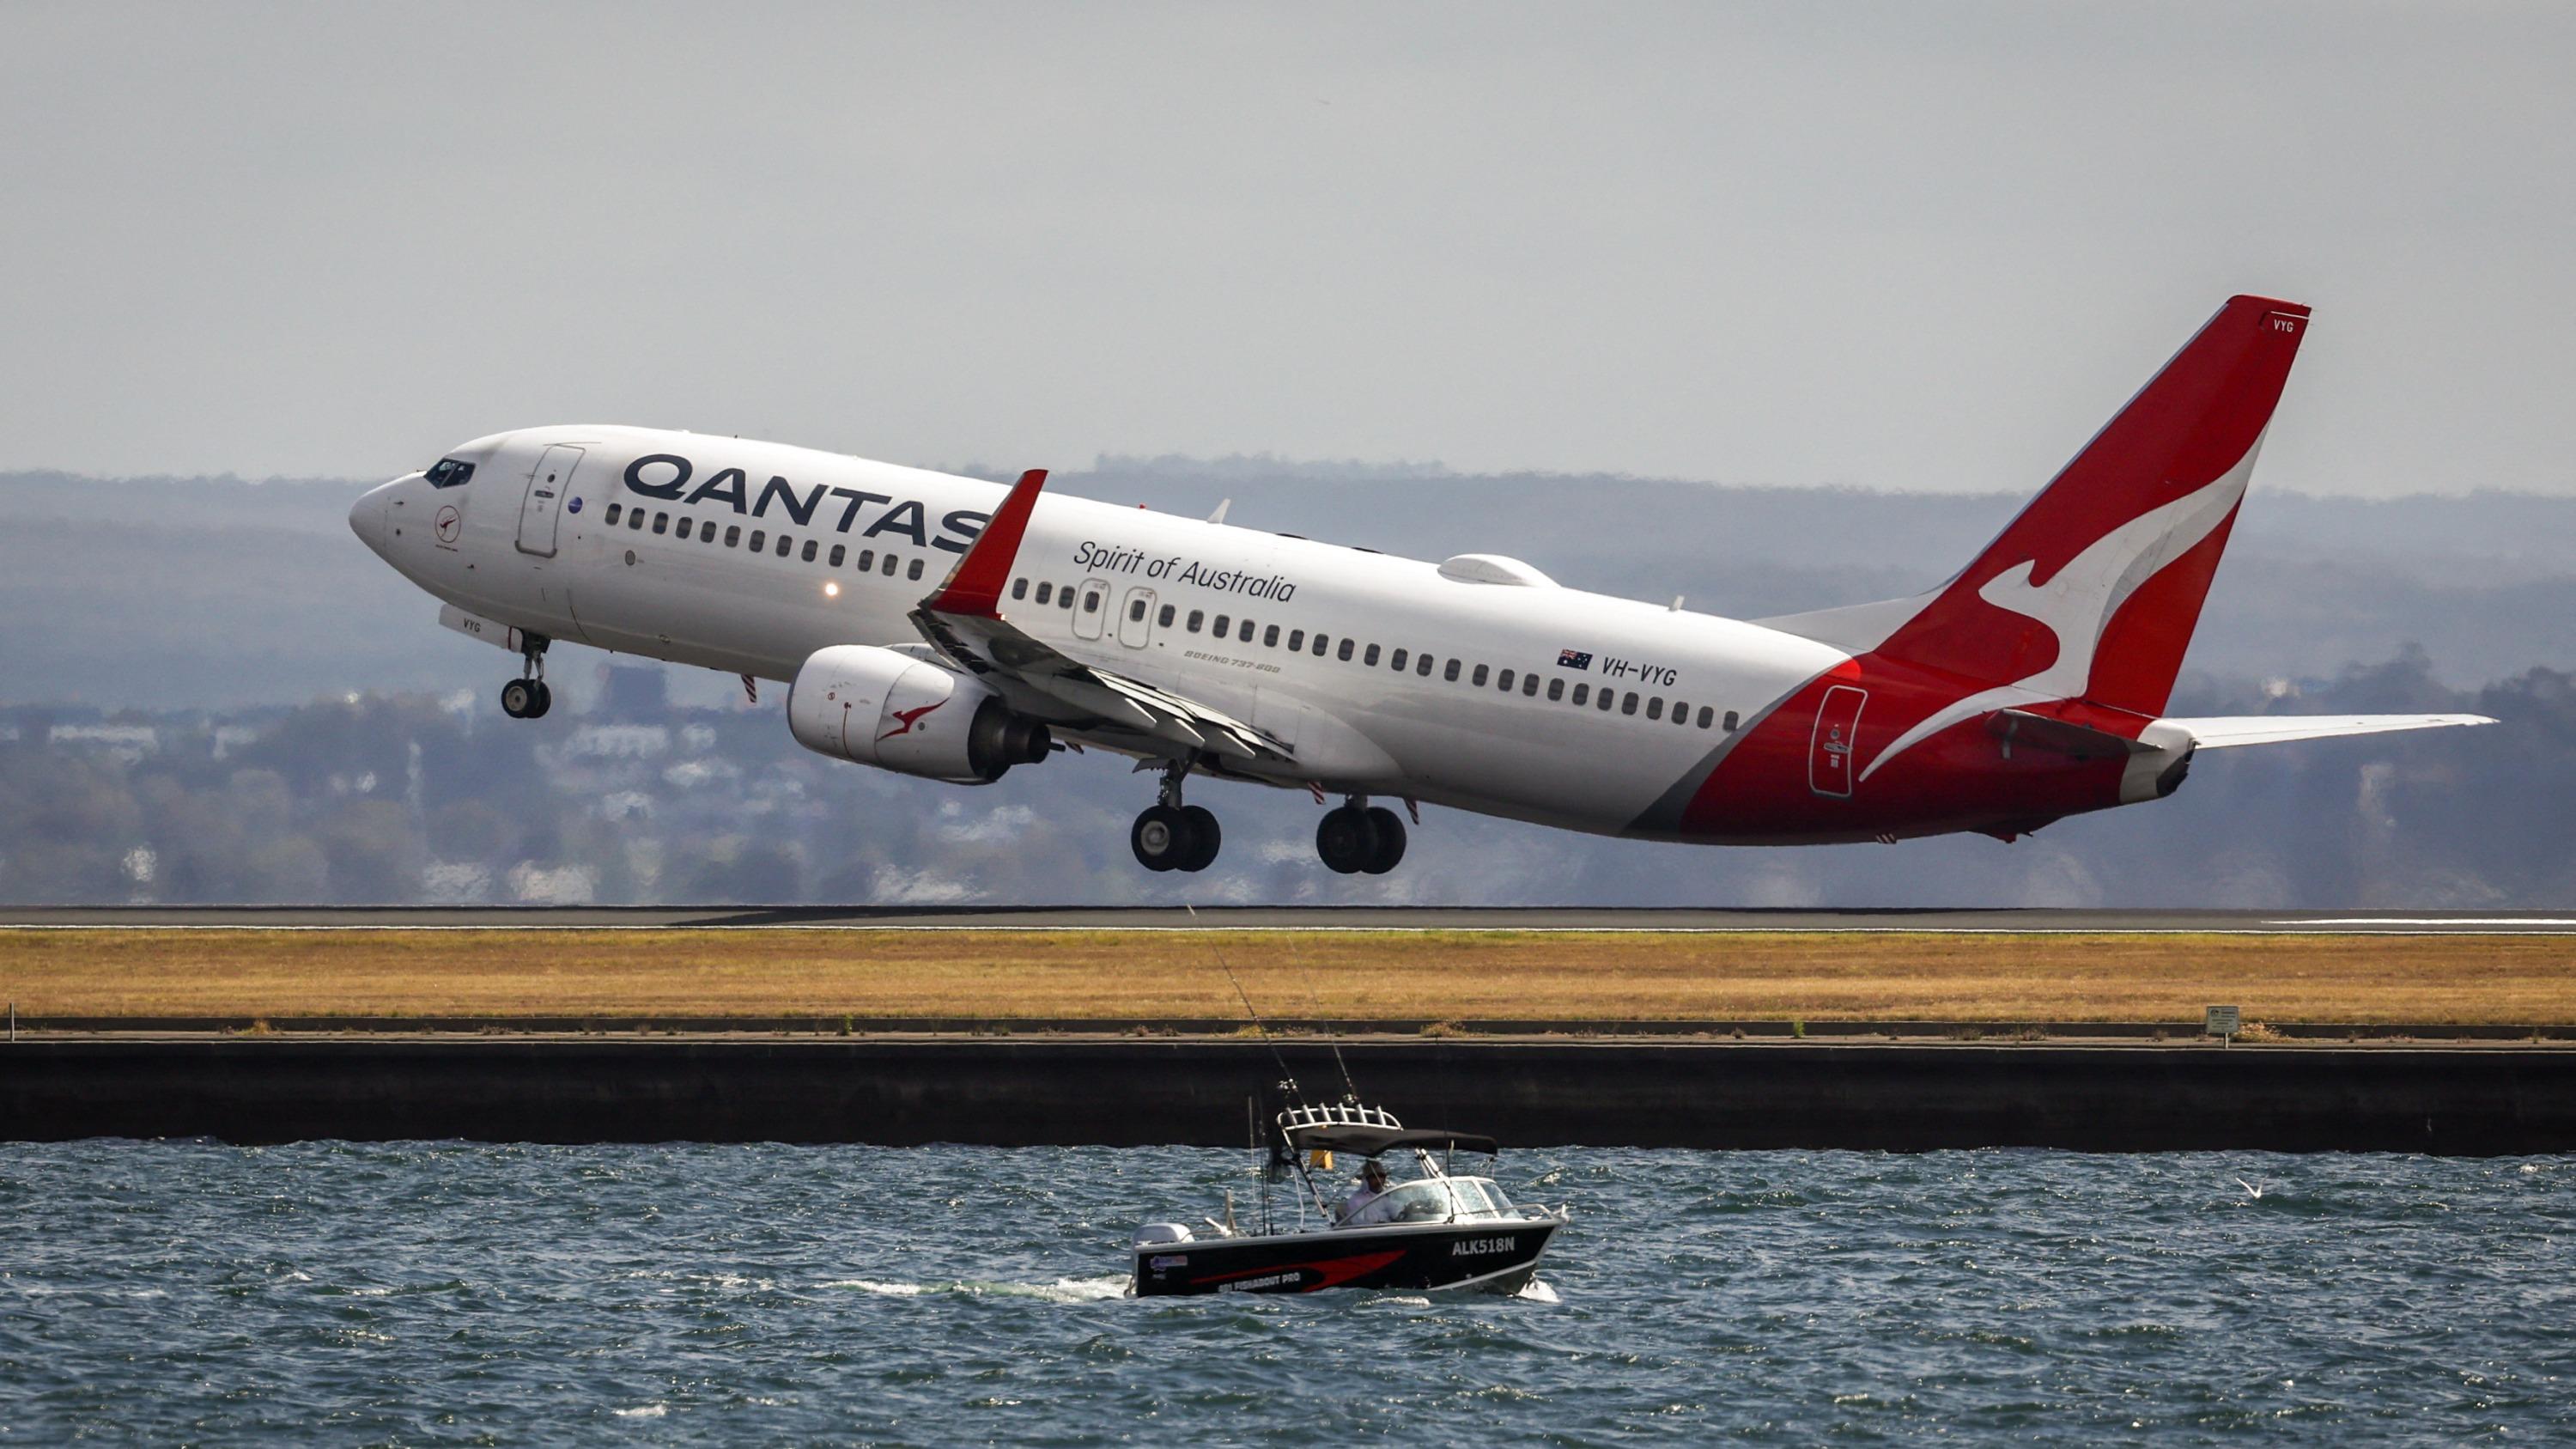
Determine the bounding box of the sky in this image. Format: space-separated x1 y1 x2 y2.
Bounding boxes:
2 2 2570 496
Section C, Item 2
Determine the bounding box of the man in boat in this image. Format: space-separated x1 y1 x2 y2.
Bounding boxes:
1337 1160 1397 1226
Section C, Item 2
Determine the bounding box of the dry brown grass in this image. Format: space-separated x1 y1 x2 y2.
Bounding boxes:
3 928 2573 1024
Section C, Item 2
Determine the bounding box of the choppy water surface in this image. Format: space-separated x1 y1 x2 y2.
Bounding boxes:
4 1144 2573 1444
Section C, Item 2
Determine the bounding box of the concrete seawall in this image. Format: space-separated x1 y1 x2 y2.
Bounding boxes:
7 1038 2575 1154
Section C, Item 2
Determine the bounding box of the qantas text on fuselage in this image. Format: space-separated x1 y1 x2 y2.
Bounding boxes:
349 296 2492 876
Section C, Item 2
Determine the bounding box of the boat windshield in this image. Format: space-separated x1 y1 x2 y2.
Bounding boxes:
1357 1176 1518 1224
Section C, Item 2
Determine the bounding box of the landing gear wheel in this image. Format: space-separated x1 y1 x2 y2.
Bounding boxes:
1361 806 1406 874
1315 807 1376 874
501 679 539 719
1177 805 1222 873
1132 804 1194 873
526 680 553 719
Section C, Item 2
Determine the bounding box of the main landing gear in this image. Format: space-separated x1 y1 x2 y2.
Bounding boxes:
1132 760 1221 873
500 635 553 720
1316 796 1406 875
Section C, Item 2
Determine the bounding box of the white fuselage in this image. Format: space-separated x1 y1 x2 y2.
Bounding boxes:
353 425 1844 837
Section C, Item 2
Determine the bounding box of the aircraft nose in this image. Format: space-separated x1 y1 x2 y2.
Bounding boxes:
349 483 393 557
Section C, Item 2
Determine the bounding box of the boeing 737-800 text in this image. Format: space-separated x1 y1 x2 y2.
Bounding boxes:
349 296 2489 874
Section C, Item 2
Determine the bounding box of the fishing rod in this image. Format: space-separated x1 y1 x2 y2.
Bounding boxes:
1188 904 1332 1218
1280 928 1361 1105
1187 904 1299 1101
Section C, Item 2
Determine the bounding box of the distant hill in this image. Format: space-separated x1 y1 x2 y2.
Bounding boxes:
4 462 2572 708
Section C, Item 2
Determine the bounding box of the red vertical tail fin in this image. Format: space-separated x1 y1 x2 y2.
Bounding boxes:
1761 295 2310 715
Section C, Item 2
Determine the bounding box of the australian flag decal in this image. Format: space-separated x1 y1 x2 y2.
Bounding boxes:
1557 649 1593 671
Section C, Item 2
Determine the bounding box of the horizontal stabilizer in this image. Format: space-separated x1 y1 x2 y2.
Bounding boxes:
1990 709 2155 761
2168 714 2496 750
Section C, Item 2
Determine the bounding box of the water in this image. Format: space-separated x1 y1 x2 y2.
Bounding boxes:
3 1144 2572 1444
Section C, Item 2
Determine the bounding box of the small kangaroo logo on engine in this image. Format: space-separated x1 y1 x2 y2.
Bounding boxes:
878 700 944 742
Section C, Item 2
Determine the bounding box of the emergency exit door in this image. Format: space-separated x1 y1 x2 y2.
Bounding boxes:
1808 685 1868 798
1118 587 1157 648
516 444 583 557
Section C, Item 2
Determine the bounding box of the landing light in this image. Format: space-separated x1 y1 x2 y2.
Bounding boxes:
823 581 841 598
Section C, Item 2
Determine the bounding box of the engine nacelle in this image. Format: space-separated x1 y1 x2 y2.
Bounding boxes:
787 645 1051 784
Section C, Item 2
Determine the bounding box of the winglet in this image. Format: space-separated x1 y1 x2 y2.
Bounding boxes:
924 468 1047 618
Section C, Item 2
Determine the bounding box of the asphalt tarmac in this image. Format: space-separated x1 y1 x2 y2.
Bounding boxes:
9 906 2576 933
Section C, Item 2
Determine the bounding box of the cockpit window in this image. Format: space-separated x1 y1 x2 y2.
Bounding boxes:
425 459 475 489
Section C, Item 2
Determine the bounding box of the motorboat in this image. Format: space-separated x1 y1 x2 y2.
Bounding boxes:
1129 1102 1567 1297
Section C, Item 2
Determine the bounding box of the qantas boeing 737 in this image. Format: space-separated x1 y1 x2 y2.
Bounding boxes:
349 295 2490 875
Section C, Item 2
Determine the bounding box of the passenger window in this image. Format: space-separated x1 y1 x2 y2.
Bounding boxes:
605 502 623 525
1523 673 1540 697
1621 692 1637 715
749 529 766 551
1215 614 1231 636
1444 659 1461 683
676 517 693 540
1572 684 1589 706
1238 618 1255 642
1057 579 1072 603
1158 604 1176 626
629 509 647 530
1187 610 1204 632
1315 635 1330 657
1495 667 1511 691
1674 703 1692 727
1287 630 1303 651
1389 648 1406 671
1336 639 1352 661
1724 710 1740 732
1265 625 1280 648
1646 697 1663 721
908 559 924 581
1364 644 1380 666
1548 679 1564 701
776 534 793 557
1130 599 1148 622
653 513 669 534
725 526 741 547
1084 589 1103 613
1012 579 1029 600
1417 654 1434 677
1473 664 1490 687
829 544 845 567
1698 706 1714 728
801 539 818 563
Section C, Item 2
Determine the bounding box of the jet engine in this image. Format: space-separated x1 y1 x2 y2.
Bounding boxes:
786 645 1051 784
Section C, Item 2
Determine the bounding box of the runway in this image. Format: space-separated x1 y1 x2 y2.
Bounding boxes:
9 905 2576 933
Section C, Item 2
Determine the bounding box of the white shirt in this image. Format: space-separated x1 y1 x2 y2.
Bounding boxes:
1339 1181 1394 1225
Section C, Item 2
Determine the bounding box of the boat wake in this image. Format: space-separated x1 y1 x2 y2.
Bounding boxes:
820 1275 1130 1304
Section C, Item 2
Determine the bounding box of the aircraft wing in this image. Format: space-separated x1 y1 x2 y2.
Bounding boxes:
907 468 1293 765
2165 714 2497 749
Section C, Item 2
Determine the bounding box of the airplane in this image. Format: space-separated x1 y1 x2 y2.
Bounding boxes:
349 295 2491 875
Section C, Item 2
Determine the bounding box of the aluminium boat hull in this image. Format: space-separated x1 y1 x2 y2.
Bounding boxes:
1131 1219 1559 1297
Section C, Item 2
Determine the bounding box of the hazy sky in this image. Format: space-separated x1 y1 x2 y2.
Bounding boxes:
3 3 2569 496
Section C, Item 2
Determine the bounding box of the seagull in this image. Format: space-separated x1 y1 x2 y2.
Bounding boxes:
2236 1177 2267 1199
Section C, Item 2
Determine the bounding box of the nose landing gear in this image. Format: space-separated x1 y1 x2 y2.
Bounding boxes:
499 635 554 720
1316 797 1406 874
1131 759 1222 873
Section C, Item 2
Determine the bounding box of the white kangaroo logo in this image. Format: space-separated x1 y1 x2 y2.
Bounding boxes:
1856 435 2264 782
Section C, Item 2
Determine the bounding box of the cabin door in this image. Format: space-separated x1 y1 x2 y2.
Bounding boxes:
515 444 583 557
1117 587 1157 648
1808 685 1868 798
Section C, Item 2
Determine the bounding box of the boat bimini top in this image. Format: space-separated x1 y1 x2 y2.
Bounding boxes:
1277 1102 1499 1160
